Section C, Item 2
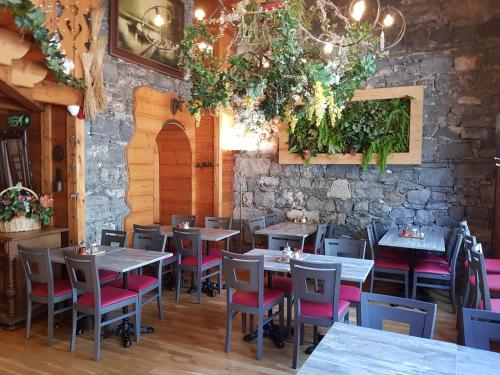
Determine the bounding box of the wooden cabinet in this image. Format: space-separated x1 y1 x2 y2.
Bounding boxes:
0 227 68 329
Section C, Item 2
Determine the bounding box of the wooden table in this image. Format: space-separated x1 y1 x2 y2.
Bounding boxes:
254 222 317 239
50 246 172 347
298 322 500 375
0 226 69 329
378 228 445 253
245 249 374 283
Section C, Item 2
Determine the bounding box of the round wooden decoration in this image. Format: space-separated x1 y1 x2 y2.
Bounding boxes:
52 145 65 161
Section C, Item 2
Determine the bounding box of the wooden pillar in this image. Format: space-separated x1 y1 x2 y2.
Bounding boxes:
40 104 53 195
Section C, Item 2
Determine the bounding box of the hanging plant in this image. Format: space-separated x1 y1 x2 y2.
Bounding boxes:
0 0 85 89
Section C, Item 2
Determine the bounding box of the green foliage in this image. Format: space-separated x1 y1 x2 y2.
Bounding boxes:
0 184 53 225
7 113 30 128
0 0 85 89
288 97 411 172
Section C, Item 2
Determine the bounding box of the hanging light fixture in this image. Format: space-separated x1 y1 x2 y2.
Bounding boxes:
153 6 165 27
194 8 205 21
350 0 366 21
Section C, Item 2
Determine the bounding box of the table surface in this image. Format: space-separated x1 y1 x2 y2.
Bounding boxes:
254 222 318 238
160 225 240 242
298 322 500 375
245 249 373 283
50 246 173 273
378 228 446 253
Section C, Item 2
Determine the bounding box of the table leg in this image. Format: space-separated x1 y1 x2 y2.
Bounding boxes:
121 273 132 348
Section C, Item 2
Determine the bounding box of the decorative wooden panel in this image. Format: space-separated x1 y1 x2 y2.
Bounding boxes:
278 85 424 165
195 112 215 225
124 87 196 237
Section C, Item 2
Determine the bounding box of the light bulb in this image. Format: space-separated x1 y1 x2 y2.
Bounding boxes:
383 14 394 27
194 8 205 21
263 60 270 68
154 14 165 27
323 42 334 54
351 0 366 21
198 42 207 50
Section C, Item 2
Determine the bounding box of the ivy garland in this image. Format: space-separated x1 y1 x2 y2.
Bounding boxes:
0 0 85 89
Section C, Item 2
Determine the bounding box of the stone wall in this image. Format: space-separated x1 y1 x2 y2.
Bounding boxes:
233 0 500 252
85 0 193 241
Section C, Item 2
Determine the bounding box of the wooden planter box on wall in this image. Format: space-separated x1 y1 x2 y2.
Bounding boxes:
278 85 424 165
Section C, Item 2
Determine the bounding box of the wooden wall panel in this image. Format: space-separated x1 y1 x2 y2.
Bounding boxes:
195 113 214 225
51 106 68 229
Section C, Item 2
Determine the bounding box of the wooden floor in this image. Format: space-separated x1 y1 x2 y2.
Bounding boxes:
0 284 458 375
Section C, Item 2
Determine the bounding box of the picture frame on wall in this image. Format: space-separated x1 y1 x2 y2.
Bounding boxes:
109 0 185 79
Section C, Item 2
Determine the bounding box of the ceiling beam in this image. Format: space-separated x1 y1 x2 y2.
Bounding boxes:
0 68 42 112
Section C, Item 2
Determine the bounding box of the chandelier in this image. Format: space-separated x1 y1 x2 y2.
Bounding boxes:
180 0 406 131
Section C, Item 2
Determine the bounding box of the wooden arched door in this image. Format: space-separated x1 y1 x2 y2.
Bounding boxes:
156 122 192 225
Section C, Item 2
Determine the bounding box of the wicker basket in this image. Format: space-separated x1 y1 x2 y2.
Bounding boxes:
0 186 42 233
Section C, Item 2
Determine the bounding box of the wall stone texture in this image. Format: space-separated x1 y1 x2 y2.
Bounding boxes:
233 0 500 252
85 0 193 241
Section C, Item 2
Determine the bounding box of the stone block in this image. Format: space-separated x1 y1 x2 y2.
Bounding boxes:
351 181 383 200
407 189 431 205
259 176 279 187
354 201 369 212
420 55 453 74
253 191 275 208
336 201 354 213
369 202 392 218
454 55 478 71
449 205 465 220
327 179 351 199
415 210 435 225
418 168 454 186
325 165 346 178
454 164 493 179
235 158 271 177
384 191 406 204
435 142 473 160
458 96 481 105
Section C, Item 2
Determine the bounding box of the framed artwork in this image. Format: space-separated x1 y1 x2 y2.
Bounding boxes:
109 0 185 79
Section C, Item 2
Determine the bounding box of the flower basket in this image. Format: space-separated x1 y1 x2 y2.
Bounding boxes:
0 186 51 233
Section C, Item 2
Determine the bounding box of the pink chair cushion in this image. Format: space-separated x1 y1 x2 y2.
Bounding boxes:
340 284 361 303
478 299 500 313
78 286 138 308
414 262 451 275
99 269 120 282
379 248 409 260
208 247 224 258
469 274 500 293
109 274 158 292
375 257 409 271
416 253 448 265
32 278 72 298
271 275 292 295
300 299 350 319
182 255 221 267
232 288 284 308
465 259 500 274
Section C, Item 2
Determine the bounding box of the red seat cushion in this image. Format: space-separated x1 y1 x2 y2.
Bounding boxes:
340 284 361 303
78 286 138 308
414 261 451 275
379 248 409 260
469 274 500 293
255 245 268 249
300 299 350 319
375 257 409 271
232 288 284 307
182 255 221 267
208 247 224 258
109 275 158 292
99 269 120 282
416 253 448 265
466 259 500 274
32 278 72 298
271 275 292 295
303 243 315 254
479 299 500 312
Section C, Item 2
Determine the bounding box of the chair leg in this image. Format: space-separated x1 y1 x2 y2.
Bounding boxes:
313 325 318 344
370 269 375 293
157 283 163 320
356 303 361 326
135 299 141 343
250 314 254 333
463 279 471 308
450 278 456 314
94 315 101 361
279 301 285 331
293 317 301 369
47 302 54 346
257 314 264 360
176 269 182 301
225 306 232 353
300 323 305 345
70 307 77 352
218 267 222 294
412 274 418 299
404 272 409 298
241 313 246 334
196 271 202 304
25 298 32 340
286 295 292 337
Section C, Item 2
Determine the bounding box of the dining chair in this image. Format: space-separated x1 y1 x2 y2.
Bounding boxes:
172 214 197 228
324 238 367 325
468 243 500 312
174 228 222 304
291 258 349 369
268 234 305 252
204 216 232 257
111 233 167 319
326 219 335 238
222 251 284 360
99 229 128 283
18 246 73 345
360 292 437 339
373 220 407 260
412 232 464 313
416 227 460 266
248 216 267 248
265 212 280 226
133 224 161 234
64 250 140 360
462 308 500 350
367 224 410 298
303 223 328 254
